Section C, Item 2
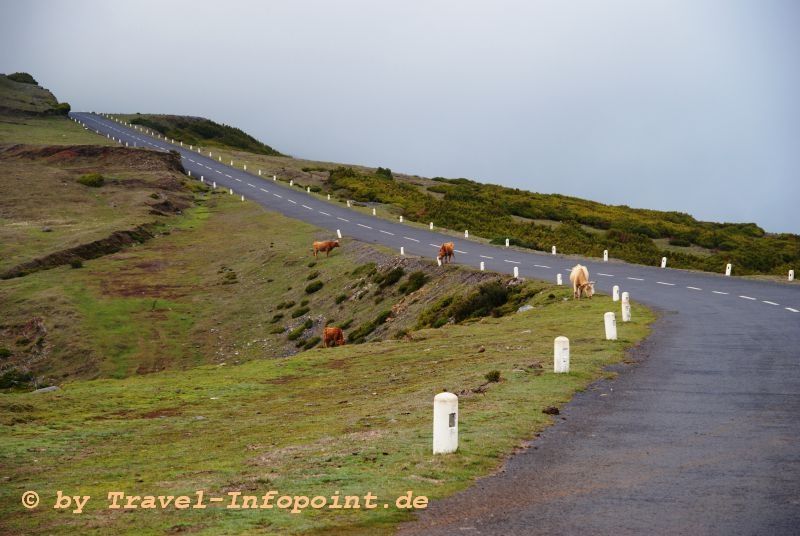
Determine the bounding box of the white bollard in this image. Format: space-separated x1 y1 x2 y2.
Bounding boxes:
230 160 234 166
603 250 608 262
505 238 510 247
432 392 458 454
552 245 557 255
327 194 331 200
307 187 311 193
336 229 342 239
372 208 376 216
725 263 732 276
241 195 245 202
180 141 182 146
346 200 351 207
273 175 276 181
480 261 485 271
513 266 519 278
621 292 631 322
557 273 562 285
399 215 403 223
200 176 204 183
290 180 294 186
209 151 212 157
229 188 233 195
400 246 405 256
790 270 795 282
661 257 667 268
554 336 570 373
604 312 618 340
188 170 191 177
212 181 216 188
465 230 469 238
219 156 222 162
612 285 620 302
125 142 128 147
429 222 434 230
437 257 442 267
258 169 262 176
190 145 193 150
243 164 247 171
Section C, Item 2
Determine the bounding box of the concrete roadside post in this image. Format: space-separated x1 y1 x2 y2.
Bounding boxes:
621 292 631 322
433 392 458 454
661 257 667 268
790 270 795 282
604 312 617 340
552 245 557 255
513 266 519 278
336 229 342 239
429 222 434 230
400 247 405 256
465 230 469 238
554 336 570 373
480 261 485 271
505 238 510 247
557 273 562 285
725 263 732 276
613 285 620 302
604 250 609 262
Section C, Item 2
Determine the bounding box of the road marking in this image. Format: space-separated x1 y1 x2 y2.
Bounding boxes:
739 295 756 300
379 230 394 235
787 307 799 313
533 264 550 269
302 204 313 210
712 291 729 295
656 281 675 286
224 174 232 178
337 217 349 222
235 178 242 182
762 300 779 306
259 188 268 193
454 249 467 254
429 243 439 248
627 277 644 281
273 193 282 198
287 199 297 204
504 259 520 264
480 255 494 259
247 183 255 187
319 211 331 216
215 170 222 174
596 273 614 277
687 286 702 291
357 223 372 229
404 237 420 242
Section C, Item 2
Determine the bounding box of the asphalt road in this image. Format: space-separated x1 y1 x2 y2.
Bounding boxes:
72 112 800 534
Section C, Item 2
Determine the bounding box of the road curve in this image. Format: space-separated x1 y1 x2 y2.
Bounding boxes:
71 112 800 534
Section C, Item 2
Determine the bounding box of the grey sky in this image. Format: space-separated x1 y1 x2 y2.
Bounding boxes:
2 0 798 233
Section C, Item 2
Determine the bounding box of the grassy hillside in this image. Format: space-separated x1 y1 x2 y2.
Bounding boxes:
117 113 285 156
0 73 70 116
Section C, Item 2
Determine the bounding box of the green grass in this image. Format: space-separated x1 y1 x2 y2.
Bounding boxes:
0 115 116 146
0 74 69 116
0 289 654 535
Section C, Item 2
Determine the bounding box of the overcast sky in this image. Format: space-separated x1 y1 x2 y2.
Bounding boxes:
2 0 798 233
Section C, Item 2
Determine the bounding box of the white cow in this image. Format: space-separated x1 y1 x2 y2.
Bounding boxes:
569 264 595 299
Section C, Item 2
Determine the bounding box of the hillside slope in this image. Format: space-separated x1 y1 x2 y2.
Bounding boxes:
0 73 70 116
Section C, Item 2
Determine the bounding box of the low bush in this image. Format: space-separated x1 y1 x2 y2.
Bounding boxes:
288 319 313 340
374 267 404 289
305 281 323 294
334 294 347 304
302 336 321 349
269 313 284 324
398 271 428 294
307 271 320 280
291 306 310 318
348 310 391 344
7 72 38 84
276 301 295 310
76 173 105 187
485 370 501 383
0 348 11 359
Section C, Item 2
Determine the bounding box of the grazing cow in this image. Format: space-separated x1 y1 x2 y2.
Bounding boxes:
438 242 455 264
569 264 595 299
323 327 345 348
312 240 340 258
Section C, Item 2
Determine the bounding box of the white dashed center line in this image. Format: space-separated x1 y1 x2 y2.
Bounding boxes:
273 194 282 198
739 295 756 300
429 244 439 248
357 223 372 229
301 204 313 210
762 300 779 306
247 183 255 188
656 282 675 286
259 188 268 193
337 217 349 222
379 230 394 235
596 273 614 277
627 277 644 281
480 255 494 259
319 211 331 216
454 249 467 254
787 307 799 313
404 237 420 242
287 199 297 204
687 286 702 291
504 260 520 264
533 264 550 269
712 291 729 295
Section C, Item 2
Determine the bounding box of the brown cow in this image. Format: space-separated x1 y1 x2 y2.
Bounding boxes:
569 264 595 299
437 242 455 264
312 240 340 258
322 327 345 348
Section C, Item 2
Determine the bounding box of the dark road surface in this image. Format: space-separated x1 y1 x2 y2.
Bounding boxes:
72 112 800 535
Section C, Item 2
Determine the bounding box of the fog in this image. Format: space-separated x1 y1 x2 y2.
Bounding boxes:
1 0 798 232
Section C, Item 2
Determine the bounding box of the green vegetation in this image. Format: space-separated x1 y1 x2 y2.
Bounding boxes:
399 271 429 294
6 72 37 85
305 280 324 293
374 266 404 289
485 369 501 383
75 172 105 187
348 310 393 343
287 319 314 341
120 113 285 156
291 306 311 318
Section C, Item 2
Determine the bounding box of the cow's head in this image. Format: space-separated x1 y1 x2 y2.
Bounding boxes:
585 281 595 297
332 240 340 248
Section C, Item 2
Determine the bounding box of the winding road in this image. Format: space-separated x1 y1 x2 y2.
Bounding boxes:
72 112 800 534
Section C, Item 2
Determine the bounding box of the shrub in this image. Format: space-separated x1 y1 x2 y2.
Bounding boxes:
668 237 691 247
303 336 321 349
288 319 313 340
0 348 11 359
7 72 37 84
269 326 285 334
485 370 501 383
300 299 309 306
76 173 105 187
0 368 34 389
276 301 295 310
305 281 323 294
308 261 317 268
375 267 404 289
398 271 428 294
376 167 393 179
335 294 347 304
351 262 377 277
348 310 392 343
269 313 284 324
339 318 354 330
291 306 310 318
69 258 83 269
52 102 71 115
307 271 320 280
309 185 322 193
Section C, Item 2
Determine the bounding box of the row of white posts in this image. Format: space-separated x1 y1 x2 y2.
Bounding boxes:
98 115 797 283
434 296 631 454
